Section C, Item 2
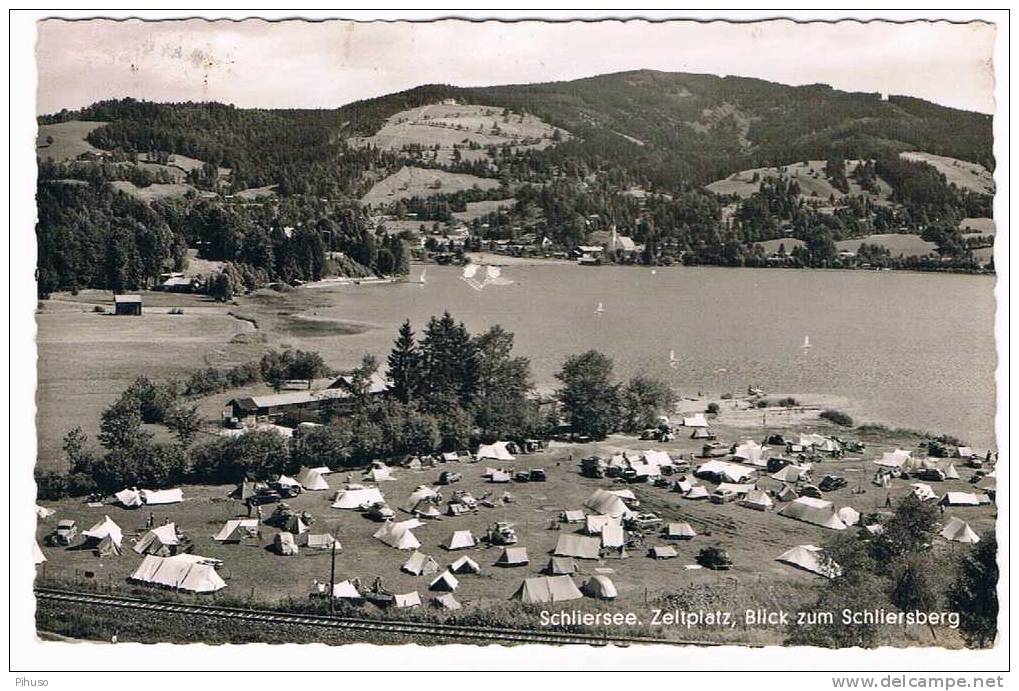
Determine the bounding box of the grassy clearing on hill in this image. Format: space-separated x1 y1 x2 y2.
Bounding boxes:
900 152 994 196
705 160 892 202
361 165 502 207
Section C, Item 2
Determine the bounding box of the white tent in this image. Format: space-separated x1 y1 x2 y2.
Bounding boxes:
941 492 985 507
511 576 583 603
911 483 940 503
133 523 179 555
129 554 226 593
695 460 757 483
373 523 421 550
402 551 441 576
733 440 769 467
495 547 530 566
664 522 696 540
553 534 601 560
561 509 585 524
583 489 634 518
771 465 809 483
585 514 621 535
140 488 183 505
331 580 361 599
441 530 477 550
402 486 438 512
488 470 512 483
545 557 578 575
941 517 981 544
800 434 839 453
277 475 301 489
449 555 482 575
684 485 711 500
83 515 123 548
114 488 143 508
650 545 678 559
432 594 462 610
393 592 422 608
874 449 912 469
33 540 46 565
366 466 395 482
778 497 848 530
642 450 673 468
429 570 460 592
332 485 385 509
740 489 774 511
717 482 756 496
213 518 259 542
35 505 56 519
409 500 442 519
581 575 618 600
299 533 338 550
683 414 709 428
836 506 861 527
273 531 299 556
600 523 626 549
297 467 330 491
477 441 515 461
776 545 841 578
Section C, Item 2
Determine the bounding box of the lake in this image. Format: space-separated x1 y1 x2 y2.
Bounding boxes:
297 265 998 449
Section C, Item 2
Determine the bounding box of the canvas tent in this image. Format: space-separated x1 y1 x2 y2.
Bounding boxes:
776 484 799 502
273 531 299 556
717 482 756 496
429 570 460 592
442 530 477 551
685 485 710 500
477 441 515 461
778 497 848 530
544 557 577 575
33 540 46 565
874 449 912 470
581 575 618 600
366 466 395 482
488 470 512 483
911 483 939 503
800 434 839 453
373 523 421 550
299 533 338 550
393 592 422 608
695 460 757 483
330 580 362 600
402 551 441 576
449 555 482 575
432 593 461 610
213 519 259 542
836 506 860 527
511 576 583 603
409 500 441 519
277 475 300 490
36 505 56 519
585 514 621 535
134 523 179 556
741 489 774 511
114 488 143 508
649 545 678 559
940 517 980 544
495 547 530 567
553 534 601 560
941 492 985 507
771 465 809 483
332 485 385 509
297 467 330 491
583 489 634 518
83 516 123 551
140 488 183 505
664 522 696 540
601 523 626 549
561 509 585 524
130 554 226 593
776 545 841 578
733 440 769 467
683 414 709 428
402 486 438 511
691 427 715 439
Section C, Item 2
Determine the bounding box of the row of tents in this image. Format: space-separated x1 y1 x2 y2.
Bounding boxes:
114 488 184 508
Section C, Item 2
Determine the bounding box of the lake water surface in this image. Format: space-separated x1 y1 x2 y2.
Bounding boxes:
300 265 998 448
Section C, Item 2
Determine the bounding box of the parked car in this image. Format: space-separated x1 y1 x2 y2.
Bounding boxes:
914 468 947 482
513 471 531 483
366 502 396 522
580 456 605 478
249 485 282 506
437 471 462 485
528 468 547 482
625 512 663 529
797 484 823 499
50 519 77 546
697 546 733 570
819 475 848 492
710 488 738 504
269 481 302 498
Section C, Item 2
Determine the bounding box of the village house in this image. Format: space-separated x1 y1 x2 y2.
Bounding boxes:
223 372 390 428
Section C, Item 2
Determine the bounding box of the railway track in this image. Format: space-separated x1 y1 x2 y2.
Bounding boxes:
35 587 720 647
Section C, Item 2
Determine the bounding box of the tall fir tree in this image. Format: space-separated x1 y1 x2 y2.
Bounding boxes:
387 319 421 404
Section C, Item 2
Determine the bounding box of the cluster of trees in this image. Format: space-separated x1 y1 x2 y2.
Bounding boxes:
786 496 997 649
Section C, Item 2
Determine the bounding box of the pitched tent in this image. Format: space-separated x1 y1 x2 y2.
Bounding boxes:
273 531 299 556
280 514 309 535
299 533 338 550
432 593 462 610
717 482 756 496
393 592 422 608
665 522 697 540
213 519 259 542
36 505 56 519
941 517 981 544
800 434 839 453
911 483 940 503
409 500 442 519
33 540 46 565
874 449 912 469
642 450 673 469
684 485 710 500
673 478 696 494
449 555 482 575
332 486 385 509
374 523 421 550
776 545 841 578
297 467 330 491
585 514 621 535
941 492 983 507
489 470 512 484
367 466 395 482
583 489 634 518
561 509 585 524
477 441 515 461
581 575 618 600
441 530 477 551
683 414 709 428
649 545 678 559
511 576 583 604
277 475 301 490
83 516 123 550
402 486 438 512
836 506 861 527
601 523 626 549
495 547 530 567
695 460 757 483
402 551 441 576
776 484 799 502
114 488 143 508
733 440 769 467
741 489 774 511
771 465 809 483
429 570 460 592
331 580 362 600
441 452 460 463
140 488 183 505
943 464 961 480
553 534 601 560
545 557 578 575
691 426 715 439
130 554 226 593
133 523 179 556
778 497 848 530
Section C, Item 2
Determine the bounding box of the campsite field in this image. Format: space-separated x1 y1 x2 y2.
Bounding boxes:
35 405 995 646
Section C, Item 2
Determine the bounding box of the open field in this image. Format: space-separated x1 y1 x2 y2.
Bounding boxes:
835 234 938 257
109 181 202 201
900 152 994 195
755 238 805 254
34 406 993 646
705 160 892 201
452 198 517 221
361 165 502 207
36 120 107 161
959 217 995 235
